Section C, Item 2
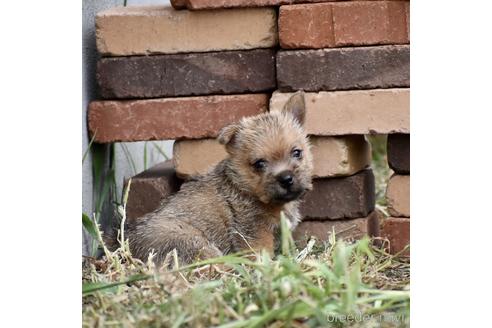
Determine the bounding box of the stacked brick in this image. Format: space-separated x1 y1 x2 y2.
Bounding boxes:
88 2 410 247
382 134 410 255
88 5 278 213
272 0 409 245
89 6 277 140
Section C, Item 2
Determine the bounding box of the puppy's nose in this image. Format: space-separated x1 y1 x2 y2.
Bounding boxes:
277 171 294 189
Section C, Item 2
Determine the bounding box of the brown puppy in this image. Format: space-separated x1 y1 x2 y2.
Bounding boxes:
126 92 313 265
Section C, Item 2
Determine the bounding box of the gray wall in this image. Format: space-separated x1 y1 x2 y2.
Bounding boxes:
83 0 172 255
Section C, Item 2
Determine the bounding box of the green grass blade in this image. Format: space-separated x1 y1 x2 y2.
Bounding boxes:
152 141 170 160
83 236 410 325
82 213 98 240
143 142 148 170
119 143 137 175
280 212 295 257
82 274 149 295
82 133 96 164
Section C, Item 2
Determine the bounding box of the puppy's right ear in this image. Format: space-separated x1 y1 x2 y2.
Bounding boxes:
218 124 239 148
281 90 306 126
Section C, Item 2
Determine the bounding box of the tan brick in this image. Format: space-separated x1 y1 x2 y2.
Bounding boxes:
381 217 409 255
96 6 278 56
293 211 380 246
310 136 371 178
279 2 409 49
173 135 370 179
386 174 410 217
270 89 409 135
89 94 268 143
173 139 227 179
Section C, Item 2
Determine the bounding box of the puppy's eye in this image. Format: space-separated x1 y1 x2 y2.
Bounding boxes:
292 149 303 159
252 159 267 171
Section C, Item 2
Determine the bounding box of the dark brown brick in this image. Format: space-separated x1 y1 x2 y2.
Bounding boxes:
172 0 340 10
293 211 380 246
277 45 409 92
381 217 409 255
88 94 268 143
387 134 410 174
171 0 409 10
125 161 183 222
97 49 276 99
300 169 375 220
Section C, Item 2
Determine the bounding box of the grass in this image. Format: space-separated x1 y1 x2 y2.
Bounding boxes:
82 134 408 327
366 135 393 212
82 236 409 327
83 138 170 257
83 197 409 327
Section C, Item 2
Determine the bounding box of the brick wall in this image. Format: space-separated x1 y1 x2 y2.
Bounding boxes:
83 0 175 256
88 0 410 252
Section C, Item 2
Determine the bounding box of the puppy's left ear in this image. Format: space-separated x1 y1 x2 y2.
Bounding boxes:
218 124 239 149
281 90 306 126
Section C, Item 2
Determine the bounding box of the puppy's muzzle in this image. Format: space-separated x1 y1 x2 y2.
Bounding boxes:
276 170 294 190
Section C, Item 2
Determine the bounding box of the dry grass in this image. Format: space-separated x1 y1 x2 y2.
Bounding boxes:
82 223 409 327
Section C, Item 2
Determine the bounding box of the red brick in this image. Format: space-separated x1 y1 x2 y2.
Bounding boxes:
404 1 410 41
279 3 335 49
279 1 409 49
293 211 380 245
88 94 268 143
332 1 409 47
381 217 409 255
125 161 183 222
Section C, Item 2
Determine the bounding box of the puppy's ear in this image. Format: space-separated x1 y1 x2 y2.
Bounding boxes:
218 124 239 149
281 90 306 126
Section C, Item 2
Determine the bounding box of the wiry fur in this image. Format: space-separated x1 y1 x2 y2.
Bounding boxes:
126 92 313 265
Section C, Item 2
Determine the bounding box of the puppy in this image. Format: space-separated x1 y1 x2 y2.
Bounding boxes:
126 92 313 265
